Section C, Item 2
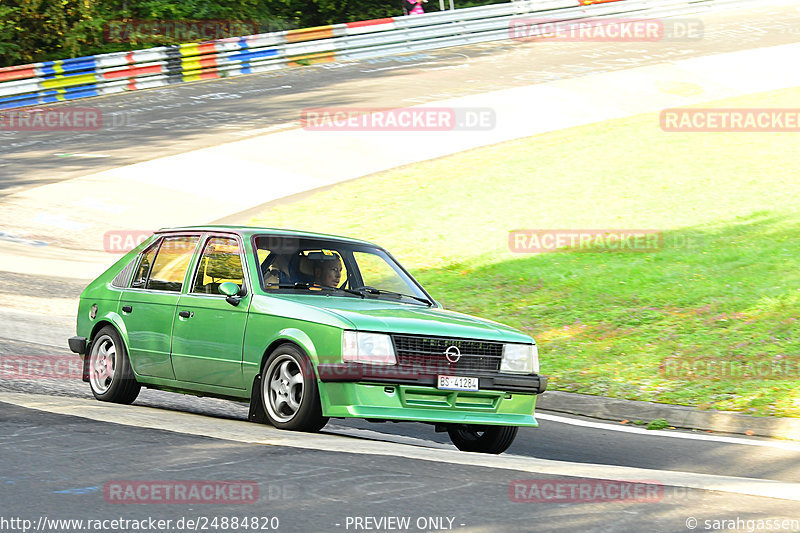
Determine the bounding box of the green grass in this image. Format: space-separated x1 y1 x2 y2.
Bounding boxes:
647 418 670 431
251 86 800 417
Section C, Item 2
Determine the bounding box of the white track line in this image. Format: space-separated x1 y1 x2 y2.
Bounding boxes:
536 413 800 452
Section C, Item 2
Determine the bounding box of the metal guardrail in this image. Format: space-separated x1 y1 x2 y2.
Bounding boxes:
0 0 740 110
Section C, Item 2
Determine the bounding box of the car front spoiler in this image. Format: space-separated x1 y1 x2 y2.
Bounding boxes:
317 363 547 395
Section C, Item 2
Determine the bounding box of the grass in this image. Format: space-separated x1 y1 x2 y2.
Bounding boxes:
647 419 670 431
251 86 800 417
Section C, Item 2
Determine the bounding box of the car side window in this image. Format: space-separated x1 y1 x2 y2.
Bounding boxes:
192 237 245 295
145 236 199 292
131 240 160 289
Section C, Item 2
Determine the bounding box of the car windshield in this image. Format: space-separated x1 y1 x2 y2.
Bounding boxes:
254 235 430 303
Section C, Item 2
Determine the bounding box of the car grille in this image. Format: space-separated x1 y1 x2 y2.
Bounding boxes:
391 335 503 375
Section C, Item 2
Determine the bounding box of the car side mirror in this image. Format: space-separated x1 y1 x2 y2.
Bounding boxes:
219 282 243 306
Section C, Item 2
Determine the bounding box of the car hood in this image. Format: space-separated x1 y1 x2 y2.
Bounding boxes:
287 296 533 343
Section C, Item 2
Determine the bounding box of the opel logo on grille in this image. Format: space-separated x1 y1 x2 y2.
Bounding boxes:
444 345 461 363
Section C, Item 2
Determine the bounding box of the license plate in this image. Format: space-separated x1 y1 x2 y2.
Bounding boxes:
437 375 479 391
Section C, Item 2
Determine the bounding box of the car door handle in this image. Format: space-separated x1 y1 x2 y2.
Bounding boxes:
122 305 133 313
178 310 194 318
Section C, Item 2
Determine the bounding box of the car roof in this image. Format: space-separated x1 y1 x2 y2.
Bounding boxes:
155 225 378 246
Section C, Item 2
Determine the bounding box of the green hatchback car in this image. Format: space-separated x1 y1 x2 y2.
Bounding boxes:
69 226 547 454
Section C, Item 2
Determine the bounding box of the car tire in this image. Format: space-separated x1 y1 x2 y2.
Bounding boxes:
261 344 328 432
87 325 140 404
447 424 518 454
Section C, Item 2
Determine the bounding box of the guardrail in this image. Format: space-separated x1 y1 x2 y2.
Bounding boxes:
0 0 738 110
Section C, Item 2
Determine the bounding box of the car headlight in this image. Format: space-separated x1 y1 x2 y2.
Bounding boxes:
342 331 397 365
500 343 538 374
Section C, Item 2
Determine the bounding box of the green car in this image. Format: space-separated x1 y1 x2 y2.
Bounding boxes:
69 226 547 454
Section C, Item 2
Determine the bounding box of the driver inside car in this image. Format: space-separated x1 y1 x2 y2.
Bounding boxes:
312 253 343 288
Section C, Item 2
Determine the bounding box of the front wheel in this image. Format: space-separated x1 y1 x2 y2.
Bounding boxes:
447 424 518 454
260 344 328 432
87 326 140 404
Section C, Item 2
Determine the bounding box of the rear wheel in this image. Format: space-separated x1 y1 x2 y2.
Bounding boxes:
88 326 140 404
447 424 518 454
261 344 328 432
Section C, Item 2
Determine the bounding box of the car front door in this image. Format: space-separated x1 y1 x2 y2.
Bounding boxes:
120 234 201 379
170 234 249 389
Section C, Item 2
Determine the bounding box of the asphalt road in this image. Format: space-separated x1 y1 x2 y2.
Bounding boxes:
4 400 799 533
1 335 799 486
2 387 800 533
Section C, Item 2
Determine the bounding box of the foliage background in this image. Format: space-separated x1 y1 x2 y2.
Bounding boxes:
0 0 505 67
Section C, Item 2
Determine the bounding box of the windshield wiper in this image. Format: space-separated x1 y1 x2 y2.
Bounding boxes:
317 285 366 298
266 283 313 289
354 286 432 306
266 282 365 298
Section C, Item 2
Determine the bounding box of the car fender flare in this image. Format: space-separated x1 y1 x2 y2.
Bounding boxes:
90 312 130 347
83 313 131 380
263 328 319 366
248 329 320 415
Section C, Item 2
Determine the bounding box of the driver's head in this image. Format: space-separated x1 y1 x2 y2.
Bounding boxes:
313 255 342 287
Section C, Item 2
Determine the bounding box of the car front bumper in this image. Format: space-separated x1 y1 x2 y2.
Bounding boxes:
317 363 547 426
317 363 547 394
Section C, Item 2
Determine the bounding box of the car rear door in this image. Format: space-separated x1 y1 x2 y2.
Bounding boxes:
120 234 201 379
170 233 249 389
